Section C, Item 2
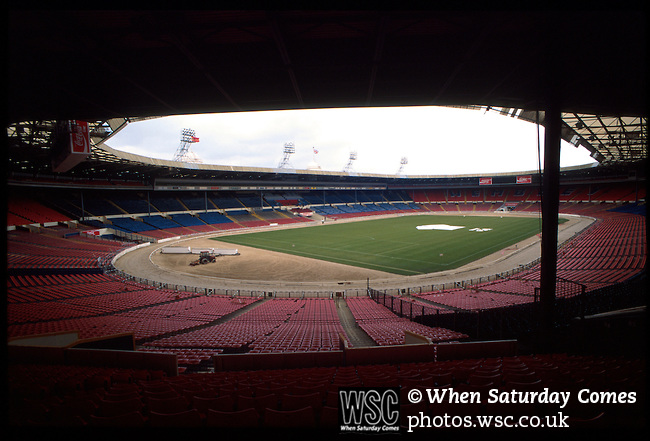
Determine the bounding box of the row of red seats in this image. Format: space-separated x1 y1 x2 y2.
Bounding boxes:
346 298 468 344
324 207 424 221
9 353 645 428
137 347 224 366
7 229 132 269
411 185 641 204
247 298 347 352
7 280 161 303
416 289 533 311
477 278 539 296
7 272 115 288
8 290 253 326
8 241 121 258
143 299 347 354
248 323 347 353
7 197 72 225
8 229 130 252
7 254 103 269
129 212 313 240
7 293 258 340
414 210 645 310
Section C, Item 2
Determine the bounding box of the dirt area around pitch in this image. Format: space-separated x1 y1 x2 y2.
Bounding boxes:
152 236 393 283
113 212 595 294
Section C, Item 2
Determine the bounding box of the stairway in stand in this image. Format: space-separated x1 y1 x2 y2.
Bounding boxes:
335 298 377 347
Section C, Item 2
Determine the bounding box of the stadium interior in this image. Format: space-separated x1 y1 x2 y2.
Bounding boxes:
5 10 647 433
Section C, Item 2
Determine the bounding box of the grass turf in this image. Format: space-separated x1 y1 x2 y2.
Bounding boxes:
214 214 554 276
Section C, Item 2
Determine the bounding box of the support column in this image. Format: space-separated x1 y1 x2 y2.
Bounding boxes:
539 104 562 337
80 190 85 221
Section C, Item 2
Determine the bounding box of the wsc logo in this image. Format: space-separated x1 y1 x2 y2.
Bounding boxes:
338 387 401 433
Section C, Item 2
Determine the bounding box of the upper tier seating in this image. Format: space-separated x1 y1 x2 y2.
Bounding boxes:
7 197 72 225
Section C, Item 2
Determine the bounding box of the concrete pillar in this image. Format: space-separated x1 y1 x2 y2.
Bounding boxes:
539 103 562 335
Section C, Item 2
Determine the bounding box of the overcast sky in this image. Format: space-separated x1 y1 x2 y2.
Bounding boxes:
106 106 597 176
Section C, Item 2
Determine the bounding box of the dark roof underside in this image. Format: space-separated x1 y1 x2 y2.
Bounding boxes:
6 10 647 181
8 10 646 122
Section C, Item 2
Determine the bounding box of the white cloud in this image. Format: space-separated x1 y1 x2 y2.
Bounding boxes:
107 106 597 175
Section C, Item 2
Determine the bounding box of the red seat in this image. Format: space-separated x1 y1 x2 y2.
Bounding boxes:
140 382 175 394
189 388 219 399
147 396 190 414
429 372 453 387
238 394 279 413
290 383 328 399
262 406 316 428
150 409 202 427
97 397 143 417
325 390 339 408
281 392 322 412
132 370 152 382
111 371 132 384
468 373 501 386
85 375 111 390
144 389 179 401
502 371 538 384
90 410 146 427
454 382 495 395
206 408 261 428
503 379 543 391
319 406 339 427
104 391 140 402
108 383 140 394
192 395 236 414
567 411 608 428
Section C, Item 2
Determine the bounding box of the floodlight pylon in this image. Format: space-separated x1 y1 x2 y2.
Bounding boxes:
397 156 408 175
278 142 295 169
172 128 202 163
343 151 357 172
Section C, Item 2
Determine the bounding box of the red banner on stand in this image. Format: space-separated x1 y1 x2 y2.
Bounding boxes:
516 175 532 184
71 120 90 153
479 177 493 186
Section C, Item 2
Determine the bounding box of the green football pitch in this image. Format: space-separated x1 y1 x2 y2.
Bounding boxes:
214 215 553 276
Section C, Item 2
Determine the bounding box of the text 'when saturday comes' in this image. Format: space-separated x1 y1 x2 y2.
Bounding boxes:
415 388 636 409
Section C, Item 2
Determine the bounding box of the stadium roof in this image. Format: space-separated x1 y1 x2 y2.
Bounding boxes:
6 9 647 178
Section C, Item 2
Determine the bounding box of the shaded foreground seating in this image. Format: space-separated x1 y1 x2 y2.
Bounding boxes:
149 409 202 427
90 411 147 427
147 396 191 414
262 406 316 428
281 392 323 413
8 352 647 429
206 408 261 428
96 397 143 418
192 395 236 415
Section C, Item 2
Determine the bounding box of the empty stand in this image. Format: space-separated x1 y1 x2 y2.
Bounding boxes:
347 297 467 345
7 230 132 270
8 196 72 226
8 353 646 428
6 187 647 431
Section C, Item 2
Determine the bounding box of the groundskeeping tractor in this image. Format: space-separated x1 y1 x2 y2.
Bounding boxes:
189 250 217 266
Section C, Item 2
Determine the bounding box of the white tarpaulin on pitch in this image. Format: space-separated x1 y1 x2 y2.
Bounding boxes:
161 247 239 255
416 224 465 230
